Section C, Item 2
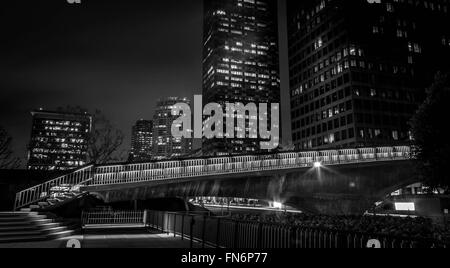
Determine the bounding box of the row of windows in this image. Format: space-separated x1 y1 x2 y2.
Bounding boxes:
295 126 410 149
353 99 418 114
293 108 413 141
289 32 347 78
354 113 413 127
293 113 354 134
295 127 355 149
293 100 353 128
391 0 449 13
291 73 350 107
291 58 415 96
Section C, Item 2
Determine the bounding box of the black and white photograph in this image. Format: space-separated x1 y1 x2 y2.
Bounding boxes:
0 0 450 255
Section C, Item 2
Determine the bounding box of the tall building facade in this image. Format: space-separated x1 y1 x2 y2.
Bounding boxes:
202 0 281 155
27 110 92 171
152 97 193 160
288 0 450 150
129 119 153 162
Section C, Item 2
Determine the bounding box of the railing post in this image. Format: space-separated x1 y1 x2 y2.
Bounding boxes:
290 227 297 248
190 216 195 249
233 220 239 249
202 215 206 248
181 214 185 241
143 210 148 227
173 213 177 238
257 222 263 248
216 218 221 248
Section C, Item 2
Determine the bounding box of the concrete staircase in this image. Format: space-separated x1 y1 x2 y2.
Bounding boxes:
0 212 78 243
14 165 94 212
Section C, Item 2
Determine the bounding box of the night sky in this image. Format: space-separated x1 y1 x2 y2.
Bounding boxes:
0 0 290 165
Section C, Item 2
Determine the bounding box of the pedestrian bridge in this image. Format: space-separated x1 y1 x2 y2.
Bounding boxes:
14 146 417 214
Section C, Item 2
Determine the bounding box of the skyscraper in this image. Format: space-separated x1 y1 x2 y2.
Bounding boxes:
202 0 281 155
152 97 193 160
27 110 92 171
287 0 450 150
129 119 153 162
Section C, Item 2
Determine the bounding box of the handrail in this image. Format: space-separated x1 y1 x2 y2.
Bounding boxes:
13 146 413 210
144 210 449 249
14 164 95 211
88 146 412 187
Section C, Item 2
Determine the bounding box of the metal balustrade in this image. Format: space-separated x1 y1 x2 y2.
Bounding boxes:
88 146 412 186
144 210 449 249
81 210 146 227
14 146 412 210
14 165 95 211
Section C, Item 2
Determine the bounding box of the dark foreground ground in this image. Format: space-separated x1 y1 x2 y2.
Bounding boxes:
0 228 204 248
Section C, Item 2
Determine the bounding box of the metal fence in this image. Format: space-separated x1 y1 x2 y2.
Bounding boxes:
81 210 146 227
145 210 449 249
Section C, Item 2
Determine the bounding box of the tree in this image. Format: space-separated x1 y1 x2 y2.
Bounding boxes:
58 106 125 165
88 109 125 164
409 72 450 193
0 126 21 169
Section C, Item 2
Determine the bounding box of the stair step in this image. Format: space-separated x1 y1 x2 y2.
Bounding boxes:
30 219 54 225
0 215 48 222
0 210 77 244
0 217 29 222
48 229 76 239
0 225 41 232
0 222 34 227
0 212 39 216
37 222 62 229
0 219 56 226
0 230 43 237
0 235 49 244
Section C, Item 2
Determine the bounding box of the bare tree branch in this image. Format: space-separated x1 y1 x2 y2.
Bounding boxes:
0 126 21 169
58 106 125 165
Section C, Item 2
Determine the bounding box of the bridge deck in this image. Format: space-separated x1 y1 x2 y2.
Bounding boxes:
14 146 412 210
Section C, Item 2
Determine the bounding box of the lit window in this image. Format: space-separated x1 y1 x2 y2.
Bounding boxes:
395 203 415 211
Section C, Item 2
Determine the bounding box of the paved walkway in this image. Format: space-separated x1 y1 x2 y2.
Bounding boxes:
0 229 205 248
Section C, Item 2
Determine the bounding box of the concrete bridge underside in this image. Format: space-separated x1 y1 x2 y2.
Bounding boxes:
84 160 419 215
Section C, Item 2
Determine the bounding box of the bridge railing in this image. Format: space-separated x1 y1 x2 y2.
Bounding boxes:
88 146 412 187
145 210 448 249
13 146 412 210
14 165 95 211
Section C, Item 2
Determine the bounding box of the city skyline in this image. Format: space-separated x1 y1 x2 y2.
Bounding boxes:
0 0 291 166
0 0 449 250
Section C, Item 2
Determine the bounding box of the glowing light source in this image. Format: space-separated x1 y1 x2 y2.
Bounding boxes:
314 162 322 168
273 202 283 209
395 202 415 211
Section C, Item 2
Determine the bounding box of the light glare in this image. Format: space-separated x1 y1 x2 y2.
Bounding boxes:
273 202 283 209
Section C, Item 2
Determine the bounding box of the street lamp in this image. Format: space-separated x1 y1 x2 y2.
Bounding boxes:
314 161 322 168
